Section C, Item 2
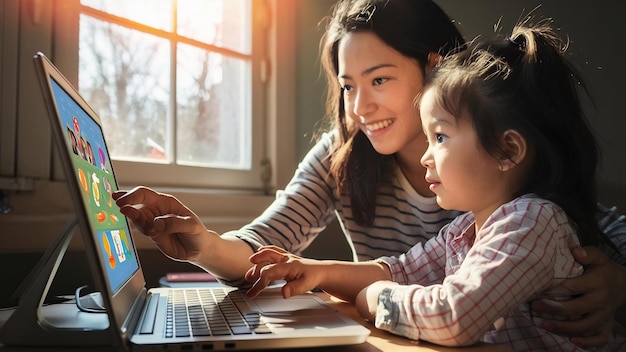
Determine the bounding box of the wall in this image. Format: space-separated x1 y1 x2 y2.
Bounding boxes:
294 0 337 159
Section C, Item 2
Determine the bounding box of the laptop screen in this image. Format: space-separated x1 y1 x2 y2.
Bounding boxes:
49 77 139 293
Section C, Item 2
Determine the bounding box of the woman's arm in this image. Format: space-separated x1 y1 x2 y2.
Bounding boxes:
531 246 626 348
531 204 626 348
226 132 340 255
114 134 340 284
113 187 257 281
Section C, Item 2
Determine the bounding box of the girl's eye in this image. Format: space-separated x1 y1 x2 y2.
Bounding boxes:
342 84 353 92
435 134 448 143
373 77 387 86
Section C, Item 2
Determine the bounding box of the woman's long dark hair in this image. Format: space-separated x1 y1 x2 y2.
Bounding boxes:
425 19 606 246
319 0 465 226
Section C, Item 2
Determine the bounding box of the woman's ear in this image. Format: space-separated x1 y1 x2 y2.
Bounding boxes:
498 129 527 171
426 52 442 74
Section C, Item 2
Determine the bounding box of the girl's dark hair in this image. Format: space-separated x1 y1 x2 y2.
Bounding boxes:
424 19 606 246
320 0 465 226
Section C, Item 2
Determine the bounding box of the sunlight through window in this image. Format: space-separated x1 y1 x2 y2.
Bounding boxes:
78 0 252 170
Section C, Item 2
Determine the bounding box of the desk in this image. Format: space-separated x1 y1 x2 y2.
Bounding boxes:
315 293 512 352
0 292 512 352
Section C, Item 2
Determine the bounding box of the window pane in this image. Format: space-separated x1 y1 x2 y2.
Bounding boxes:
176 44 251 169
78 15 171 162
79 0 254 174
81 0 172 31
178 0 251 54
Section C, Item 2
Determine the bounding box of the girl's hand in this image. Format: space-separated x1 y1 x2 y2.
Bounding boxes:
245 246 325 298
530 246 625 348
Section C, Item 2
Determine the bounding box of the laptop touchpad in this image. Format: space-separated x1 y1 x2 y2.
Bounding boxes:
254 296 331 313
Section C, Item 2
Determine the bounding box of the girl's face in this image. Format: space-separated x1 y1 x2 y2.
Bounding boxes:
337 31 425 156
419 87 508 218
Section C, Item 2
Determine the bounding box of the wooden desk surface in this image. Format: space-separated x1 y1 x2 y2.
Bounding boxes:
315 293 513 352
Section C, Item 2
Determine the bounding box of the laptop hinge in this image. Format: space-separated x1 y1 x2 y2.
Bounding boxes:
121 287 149 338
138 292 160 334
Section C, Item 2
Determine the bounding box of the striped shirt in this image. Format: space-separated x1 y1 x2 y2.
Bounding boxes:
226 131 459 262
375 195 626 351
597 203 626 266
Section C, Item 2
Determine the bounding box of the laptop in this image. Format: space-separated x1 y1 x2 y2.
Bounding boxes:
24 52 370 351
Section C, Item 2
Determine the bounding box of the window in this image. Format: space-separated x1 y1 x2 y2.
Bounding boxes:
77 0 281 192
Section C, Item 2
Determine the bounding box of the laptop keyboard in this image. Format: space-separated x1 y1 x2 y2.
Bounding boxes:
165 288 272 338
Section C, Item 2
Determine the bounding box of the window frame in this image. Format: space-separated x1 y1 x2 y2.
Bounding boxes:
56 0 296 196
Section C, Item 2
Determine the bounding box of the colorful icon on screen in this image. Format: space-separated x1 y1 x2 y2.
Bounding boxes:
72 115 80 135
103 177 113 207
103 232 116 269
98 147 106 171
96 210 106 223
110 230 127 263
119 229 132 259
92 173 101 206
78 168 88 194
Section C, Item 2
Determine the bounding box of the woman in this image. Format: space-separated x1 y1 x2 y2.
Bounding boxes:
113 0 625 348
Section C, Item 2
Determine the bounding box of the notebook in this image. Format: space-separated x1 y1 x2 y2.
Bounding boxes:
31 52 370 351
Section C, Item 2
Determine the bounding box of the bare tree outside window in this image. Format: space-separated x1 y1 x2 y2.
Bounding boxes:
78 0 252 170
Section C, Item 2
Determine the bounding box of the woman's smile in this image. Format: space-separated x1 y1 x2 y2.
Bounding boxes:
363 118 395 133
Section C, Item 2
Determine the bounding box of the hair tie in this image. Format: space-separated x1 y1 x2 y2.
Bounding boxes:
507 36 524 50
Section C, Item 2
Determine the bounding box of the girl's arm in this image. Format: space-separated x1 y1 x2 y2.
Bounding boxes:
245 223 450 301
244 246 392 302
363 201 576 346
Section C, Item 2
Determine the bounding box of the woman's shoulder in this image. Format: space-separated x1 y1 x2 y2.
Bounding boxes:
303 130 337 159
297 130 347 175
290 130 337 184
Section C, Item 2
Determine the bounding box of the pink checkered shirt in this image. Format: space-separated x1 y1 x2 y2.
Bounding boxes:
375 195 626 351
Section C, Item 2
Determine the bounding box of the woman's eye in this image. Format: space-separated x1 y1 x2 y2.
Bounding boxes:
435 134 448 143
342 84 353 92
373 77 387 86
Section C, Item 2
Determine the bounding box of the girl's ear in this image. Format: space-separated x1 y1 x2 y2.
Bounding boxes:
498 129 527 171
426 52 442 74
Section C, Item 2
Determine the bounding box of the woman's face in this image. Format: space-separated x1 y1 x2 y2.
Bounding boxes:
337 31 425 156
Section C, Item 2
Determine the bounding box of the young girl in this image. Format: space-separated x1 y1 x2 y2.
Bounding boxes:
244 19 625 351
